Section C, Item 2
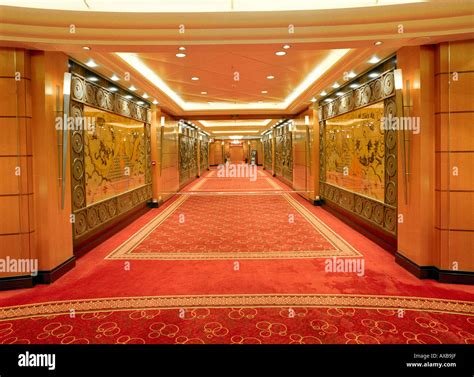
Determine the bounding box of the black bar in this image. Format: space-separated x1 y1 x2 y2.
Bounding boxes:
0 345 472 377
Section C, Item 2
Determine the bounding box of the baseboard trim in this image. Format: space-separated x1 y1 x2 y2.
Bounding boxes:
322 200 397 254
395 253 474 285
74 203 150 258
35 256 76 285
0 275 34 291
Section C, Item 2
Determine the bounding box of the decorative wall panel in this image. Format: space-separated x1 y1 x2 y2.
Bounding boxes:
263 136 272 171
274 125 293 182
319 68 397 235
69 71 152 242
200 136 209 172
179 134 198 186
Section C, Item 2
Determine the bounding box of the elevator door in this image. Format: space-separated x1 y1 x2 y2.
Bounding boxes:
230 145 244 163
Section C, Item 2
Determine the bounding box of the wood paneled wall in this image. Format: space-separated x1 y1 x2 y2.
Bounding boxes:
435 40 474 272
0 48 34 279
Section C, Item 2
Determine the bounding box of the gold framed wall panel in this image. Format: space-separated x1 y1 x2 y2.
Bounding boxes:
69 72 152 242
179 134 198 186
319 68 397 236
274 125 293 182
200 136 209 172
263 135 272 171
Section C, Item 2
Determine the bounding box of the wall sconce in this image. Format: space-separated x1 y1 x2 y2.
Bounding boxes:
161 116 165 126
304 115 310 126
394 69 403 90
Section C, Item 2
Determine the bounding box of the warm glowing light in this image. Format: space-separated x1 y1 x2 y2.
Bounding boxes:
87 76 98 82
394 68 403 90
320 91 327 96
117 49 350 111
109 87 118 92
283 44 291 49
111 74 120 81
368 55 381 64
275 51 286 56
332 82 340 88
374 41 383 46
266 75 275 80
368 72 380 78
3 1 425 12
201 91 207 94
152 99 159 104
310 97 317 102
178 46 186 51
82 46 91 51
129 85 137 91
142 93 149 98
85 59 98 68
191 77 199 81
176 53 186 58
261 90 268 94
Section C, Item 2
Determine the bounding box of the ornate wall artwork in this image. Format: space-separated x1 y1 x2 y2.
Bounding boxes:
200 136 209 172
324 103 385 202
274 125 293 182
263 135 272 171
179 134 198 186
69 71 152 242
83 106 147 205
319 68 397 235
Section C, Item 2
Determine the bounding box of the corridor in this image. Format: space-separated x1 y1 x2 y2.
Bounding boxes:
0 2 473 375
0 167 472 344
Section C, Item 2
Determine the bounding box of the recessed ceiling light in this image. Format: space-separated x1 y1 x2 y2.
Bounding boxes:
347 71 356 78
152 99 159 105
310 97 317 103
85 59 98 68
82 46 91 51
349 83 359 89
143 93 149 98
275 51 286 56
124 95 132 99
111 74 120 81
201 91 207 95
178 46 186 51
87 76 98 82
137 101 144 105
129 85 137 91
332 82 340 88
368 55 381 64
324 98 332 102
266 75 275 80
336 92 344 96
369 72 380 78
374 41 383 46
176 53 186 58
109 87 118 92
261 90 268 94
283 44 291 49
191 77 199 81
320 91 327 96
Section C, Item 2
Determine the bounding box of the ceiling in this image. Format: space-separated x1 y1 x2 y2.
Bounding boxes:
1 0 473 136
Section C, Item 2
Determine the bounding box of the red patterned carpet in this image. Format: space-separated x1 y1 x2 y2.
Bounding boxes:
0 167 473 344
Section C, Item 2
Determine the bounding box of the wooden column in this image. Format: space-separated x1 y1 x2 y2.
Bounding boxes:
0 48 34 287
30 51 75 282
149 104 161 204
395 46 437 272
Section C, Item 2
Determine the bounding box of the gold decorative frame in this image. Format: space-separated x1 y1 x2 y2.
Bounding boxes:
319 68 397 235
274 124 293 182
262 135 272 171
69 72 152 242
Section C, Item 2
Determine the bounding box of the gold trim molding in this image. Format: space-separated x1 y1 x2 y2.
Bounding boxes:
1 294 472 321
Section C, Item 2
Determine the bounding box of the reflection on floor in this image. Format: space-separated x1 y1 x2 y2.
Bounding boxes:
0 167 473 344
